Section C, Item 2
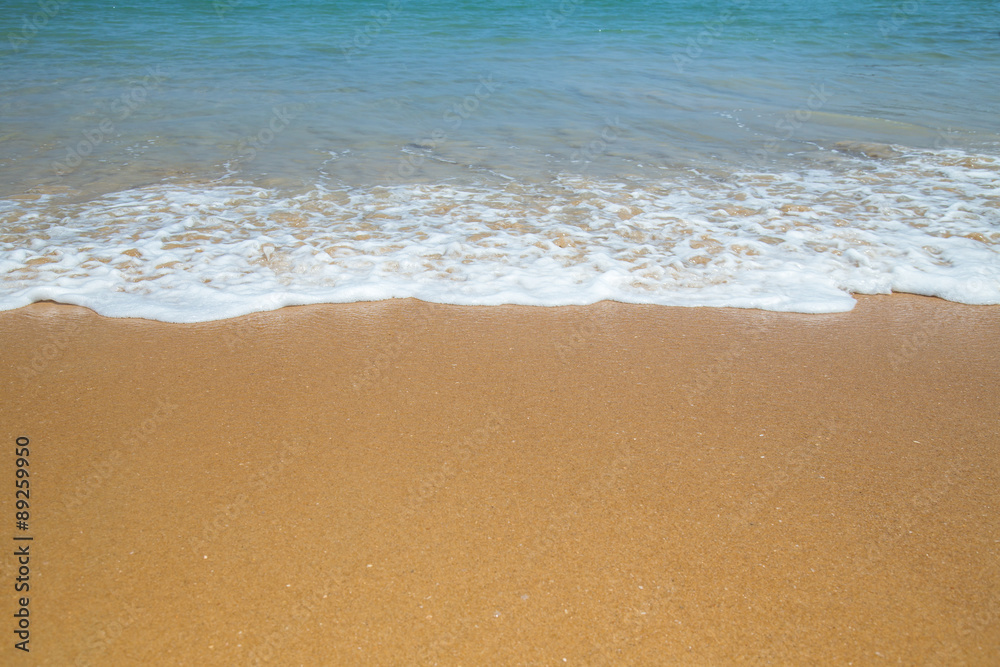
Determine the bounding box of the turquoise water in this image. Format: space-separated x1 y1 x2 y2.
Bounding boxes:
1 0 999 319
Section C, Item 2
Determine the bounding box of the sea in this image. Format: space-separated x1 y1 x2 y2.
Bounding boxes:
1 0 998 322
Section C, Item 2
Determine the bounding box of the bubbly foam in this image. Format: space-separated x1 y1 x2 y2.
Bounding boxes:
1 147 997 322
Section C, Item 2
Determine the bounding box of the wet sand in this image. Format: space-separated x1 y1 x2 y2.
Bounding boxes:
1 295 998 665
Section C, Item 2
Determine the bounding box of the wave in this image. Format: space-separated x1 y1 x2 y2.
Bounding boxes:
1 146 997 322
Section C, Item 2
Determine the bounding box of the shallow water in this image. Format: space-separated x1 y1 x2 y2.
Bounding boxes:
2 0 998 320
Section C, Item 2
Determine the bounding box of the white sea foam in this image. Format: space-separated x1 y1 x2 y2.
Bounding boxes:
1 148 997 322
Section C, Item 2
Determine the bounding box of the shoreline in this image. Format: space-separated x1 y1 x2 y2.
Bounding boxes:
1 295 998 664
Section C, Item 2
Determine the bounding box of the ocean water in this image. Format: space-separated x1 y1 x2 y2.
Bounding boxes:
1 0 998 321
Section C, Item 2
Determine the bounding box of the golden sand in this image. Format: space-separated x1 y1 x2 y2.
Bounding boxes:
1 295 998 664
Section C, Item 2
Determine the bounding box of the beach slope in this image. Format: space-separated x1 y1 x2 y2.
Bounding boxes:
1 295 998 664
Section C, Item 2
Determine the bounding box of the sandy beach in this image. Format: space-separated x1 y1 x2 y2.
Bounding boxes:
1 295 998 665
